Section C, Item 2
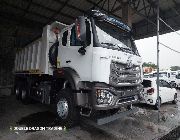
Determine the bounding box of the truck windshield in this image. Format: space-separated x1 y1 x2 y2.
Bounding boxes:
94 20 139 55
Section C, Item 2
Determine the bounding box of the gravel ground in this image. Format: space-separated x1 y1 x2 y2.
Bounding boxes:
0 89 180 140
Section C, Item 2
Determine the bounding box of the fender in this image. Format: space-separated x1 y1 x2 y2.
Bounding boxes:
53 68 91 106
53 67 81 90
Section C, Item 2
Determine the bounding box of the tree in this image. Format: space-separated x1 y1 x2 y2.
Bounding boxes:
170 66 180 71
143 62 157 69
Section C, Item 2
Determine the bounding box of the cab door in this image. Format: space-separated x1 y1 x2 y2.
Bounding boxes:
58 20 93 81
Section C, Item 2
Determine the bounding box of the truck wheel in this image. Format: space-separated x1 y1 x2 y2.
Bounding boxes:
15 86 21 100
172 93 178 104
21 87 30 104
173 83 177 88
155 98 161 110
56 88 79 128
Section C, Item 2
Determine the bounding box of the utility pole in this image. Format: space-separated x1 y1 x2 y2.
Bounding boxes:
156 0 160 123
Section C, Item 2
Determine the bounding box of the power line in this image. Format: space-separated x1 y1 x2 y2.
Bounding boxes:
158 17 180 54
130 2 180 54
159 17 180 37
159 42 180 54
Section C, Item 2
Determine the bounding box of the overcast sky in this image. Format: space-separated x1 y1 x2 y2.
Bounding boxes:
135 31 180 70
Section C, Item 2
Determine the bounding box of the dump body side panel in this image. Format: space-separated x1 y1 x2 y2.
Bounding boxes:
14 22 68 75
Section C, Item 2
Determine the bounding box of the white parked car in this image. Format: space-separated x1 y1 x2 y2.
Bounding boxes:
141 78 178 109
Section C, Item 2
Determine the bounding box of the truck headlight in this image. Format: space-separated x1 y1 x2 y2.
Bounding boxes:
96 89 114 105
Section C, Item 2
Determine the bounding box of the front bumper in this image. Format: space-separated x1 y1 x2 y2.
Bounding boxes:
92 84 143 110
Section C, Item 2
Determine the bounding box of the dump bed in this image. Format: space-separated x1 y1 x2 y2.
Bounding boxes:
14 22 67 75
15 38 42 73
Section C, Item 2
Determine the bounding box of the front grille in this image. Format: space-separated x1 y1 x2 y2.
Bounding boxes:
109 61 141 86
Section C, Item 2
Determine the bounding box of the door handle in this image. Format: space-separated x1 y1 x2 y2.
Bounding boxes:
66 60 71 63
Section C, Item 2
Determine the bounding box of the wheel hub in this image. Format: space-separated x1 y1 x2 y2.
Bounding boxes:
21 90 26 99
15 88 20 96
57 99 68 119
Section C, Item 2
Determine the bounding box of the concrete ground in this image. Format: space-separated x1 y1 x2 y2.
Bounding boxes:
0 88 180 140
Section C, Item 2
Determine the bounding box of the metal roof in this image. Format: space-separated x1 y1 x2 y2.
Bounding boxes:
0 0 180 48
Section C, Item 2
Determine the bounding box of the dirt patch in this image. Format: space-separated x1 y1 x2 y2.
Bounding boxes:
160 126 180 140
16 111 58 132
0 90 180 140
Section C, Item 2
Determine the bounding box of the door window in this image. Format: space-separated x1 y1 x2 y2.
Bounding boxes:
62 30 68 46
86 20 91 46
70 20 91 46
70 26 81 46
159 80 171 88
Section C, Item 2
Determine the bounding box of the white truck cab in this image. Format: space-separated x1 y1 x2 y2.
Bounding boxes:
14 10 143 127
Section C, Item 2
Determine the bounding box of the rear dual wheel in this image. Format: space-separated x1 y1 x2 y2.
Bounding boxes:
14 83 30 104
15 86 21 100
21 87 30 104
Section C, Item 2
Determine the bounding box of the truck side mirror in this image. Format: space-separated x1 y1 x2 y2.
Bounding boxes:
75 16 87 55
75 16 86 42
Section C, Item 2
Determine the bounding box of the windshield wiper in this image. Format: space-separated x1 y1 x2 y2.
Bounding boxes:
120 46 132 51
101 42 133 53
115 44 133 53
101 42 115 46
101 42 124 51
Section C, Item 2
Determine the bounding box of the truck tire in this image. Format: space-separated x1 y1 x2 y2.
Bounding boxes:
21 86 30 105
172 93 178 104
155 97 161 110
172 83 177 88
14 85 21 100
56 88 79 128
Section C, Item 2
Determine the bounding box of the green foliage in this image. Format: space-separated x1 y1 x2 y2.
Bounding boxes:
170 66 180 71
143 62 157 69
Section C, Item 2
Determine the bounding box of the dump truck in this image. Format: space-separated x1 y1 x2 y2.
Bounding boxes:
14 10 143 127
